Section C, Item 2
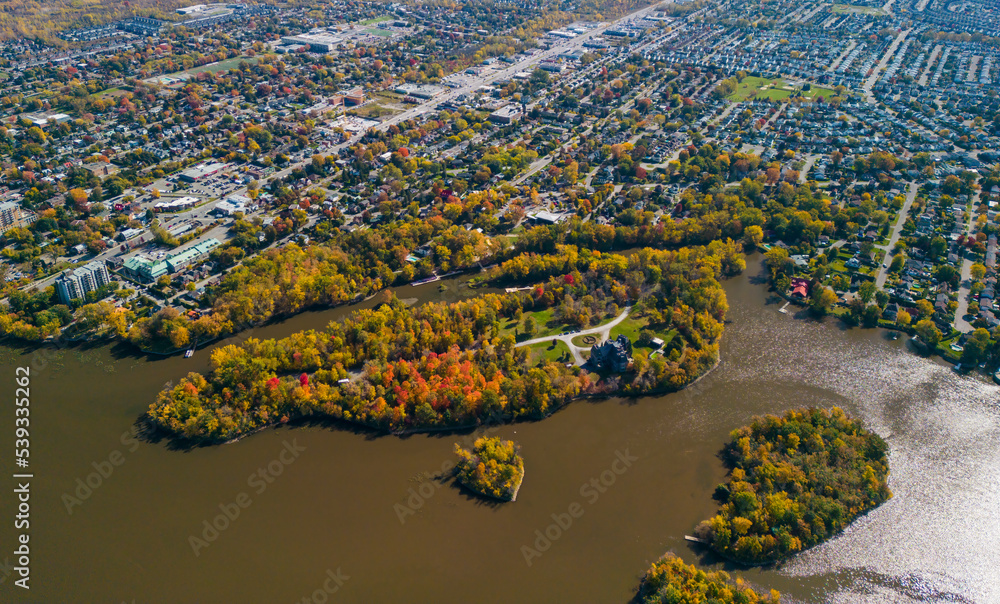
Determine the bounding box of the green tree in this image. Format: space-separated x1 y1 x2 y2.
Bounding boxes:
915 319 942 349
523 315 537 337
858 281 876 304
810 286 838 315
961 328 991 366
764 247 791 281
743 225 764 249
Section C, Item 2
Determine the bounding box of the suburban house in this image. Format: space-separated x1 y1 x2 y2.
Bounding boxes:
790 277 810 299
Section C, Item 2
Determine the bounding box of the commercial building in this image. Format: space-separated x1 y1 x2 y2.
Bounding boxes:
280 32 344 53
154 196 200 212
179 162 227 182
214 195 256 216
54 261 112 304
123 255 169 283
82 162 119 177
117 228 144 242
489 104 523 124
165 239 221 273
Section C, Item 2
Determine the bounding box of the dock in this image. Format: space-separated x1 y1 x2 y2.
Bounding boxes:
778 301 790 314
684 535 711 545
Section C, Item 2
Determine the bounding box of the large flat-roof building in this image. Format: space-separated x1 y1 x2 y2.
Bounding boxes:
123 255 169 283
280 32 344 53
153 196 200 212
0 201 36 234
489 104 523 124
166 238 221 273
179 162 227 182
55 261 112 304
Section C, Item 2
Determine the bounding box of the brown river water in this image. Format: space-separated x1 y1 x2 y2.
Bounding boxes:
1 254 998 603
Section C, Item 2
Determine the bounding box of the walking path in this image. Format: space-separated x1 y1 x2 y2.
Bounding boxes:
515 307 631 364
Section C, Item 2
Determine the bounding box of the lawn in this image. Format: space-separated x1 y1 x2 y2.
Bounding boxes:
365 28 396 37
348 104 397 119
610 315 647 343
360 15 392 25
527 340 572 363
194 56 261 76
501 308 568 342
609 314 677 357
97 87 130 99
727 76 837 102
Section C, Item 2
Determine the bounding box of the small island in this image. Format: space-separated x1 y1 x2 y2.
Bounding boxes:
639 553 779 604
694 407 891 565
454 437 524 502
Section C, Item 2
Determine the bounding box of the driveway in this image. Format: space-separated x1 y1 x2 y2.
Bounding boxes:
515 307 631 364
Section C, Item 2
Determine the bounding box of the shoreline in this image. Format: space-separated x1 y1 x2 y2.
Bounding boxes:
456 466 524 503
148 349 723 447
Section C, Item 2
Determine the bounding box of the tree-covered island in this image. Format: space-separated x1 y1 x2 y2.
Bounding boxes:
639 553 780 604
695 407 892 565
146 243 740 443
454 436 524 502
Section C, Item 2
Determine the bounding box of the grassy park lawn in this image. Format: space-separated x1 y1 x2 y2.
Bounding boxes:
360 15 393 25
727 76 837 102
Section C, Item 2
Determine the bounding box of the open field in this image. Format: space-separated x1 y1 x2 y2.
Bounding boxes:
348 103 397 119
360 15 393 25
832 3 889 15
727 76 837 102
145 55 264 86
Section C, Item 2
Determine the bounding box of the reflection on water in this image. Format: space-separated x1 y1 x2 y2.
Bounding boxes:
0 256 997 603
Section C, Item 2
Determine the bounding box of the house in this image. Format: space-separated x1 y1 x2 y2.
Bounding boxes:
790 277 810 299
589 335 632 373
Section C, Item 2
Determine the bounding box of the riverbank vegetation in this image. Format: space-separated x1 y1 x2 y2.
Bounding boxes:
639 553 780 603
146 244 736 442
695 407 891 565
454 436 524 501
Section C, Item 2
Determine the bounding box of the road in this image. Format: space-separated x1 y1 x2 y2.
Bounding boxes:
798 154 818 183
863 29 910 101
874 181 917 289
516 307 631 365
954 191 981 333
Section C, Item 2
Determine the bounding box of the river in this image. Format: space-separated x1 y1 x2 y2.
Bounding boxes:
0 255 997 603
